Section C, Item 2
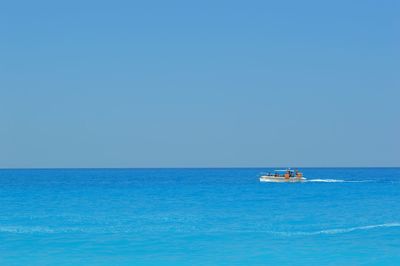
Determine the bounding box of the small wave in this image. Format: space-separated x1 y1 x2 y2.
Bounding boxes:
272 223 400 236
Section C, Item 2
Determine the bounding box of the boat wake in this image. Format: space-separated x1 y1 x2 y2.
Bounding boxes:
260 178 371 183
1 222 400 236
307 179 344 182
0 226 89 234
307 179 371 183
272 222 400 236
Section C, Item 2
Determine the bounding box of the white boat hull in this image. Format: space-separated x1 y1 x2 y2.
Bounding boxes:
259 176 306 182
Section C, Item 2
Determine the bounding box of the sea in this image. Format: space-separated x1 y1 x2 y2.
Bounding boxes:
0 168 399 265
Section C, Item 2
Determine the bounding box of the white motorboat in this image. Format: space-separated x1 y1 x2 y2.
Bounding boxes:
260 169 306 182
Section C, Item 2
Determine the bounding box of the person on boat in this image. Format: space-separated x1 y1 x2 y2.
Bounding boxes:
284 170 290 179
295 169 303 178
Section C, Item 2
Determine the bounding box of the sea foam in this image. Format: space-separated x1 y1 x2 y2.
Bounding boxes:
307 179 371 183
0 226 88 234
272 223 400 236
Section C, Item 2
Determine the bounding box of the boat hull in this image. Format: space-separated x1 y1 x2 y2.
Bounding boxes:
259 176 306 182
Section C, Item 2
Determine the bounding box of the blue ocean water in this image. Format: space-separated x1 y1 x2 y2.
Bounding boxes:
0 168 399 265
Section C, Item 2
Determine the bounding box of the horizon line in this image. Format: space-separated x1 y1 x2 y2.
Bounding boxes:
0 166 399 170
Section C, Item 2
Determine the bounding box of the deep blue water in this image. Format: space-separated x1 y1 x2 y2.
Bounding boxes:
0 168 399 265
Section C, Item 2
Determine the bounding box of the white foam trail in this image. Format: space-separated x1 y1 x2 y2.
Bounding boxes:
2 223 399 235
274 223 400 236
0 226 88 234
0 226 55 233
307 179 371 183
308 179 344 182
260 178 371 183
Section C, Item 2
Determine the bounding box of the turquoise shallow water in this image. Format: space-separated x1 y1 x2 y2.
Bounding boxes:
0 168 399 265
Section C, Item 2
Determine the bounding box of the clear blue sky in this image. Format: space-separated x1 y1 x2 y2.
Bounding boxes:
1 0 399 168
